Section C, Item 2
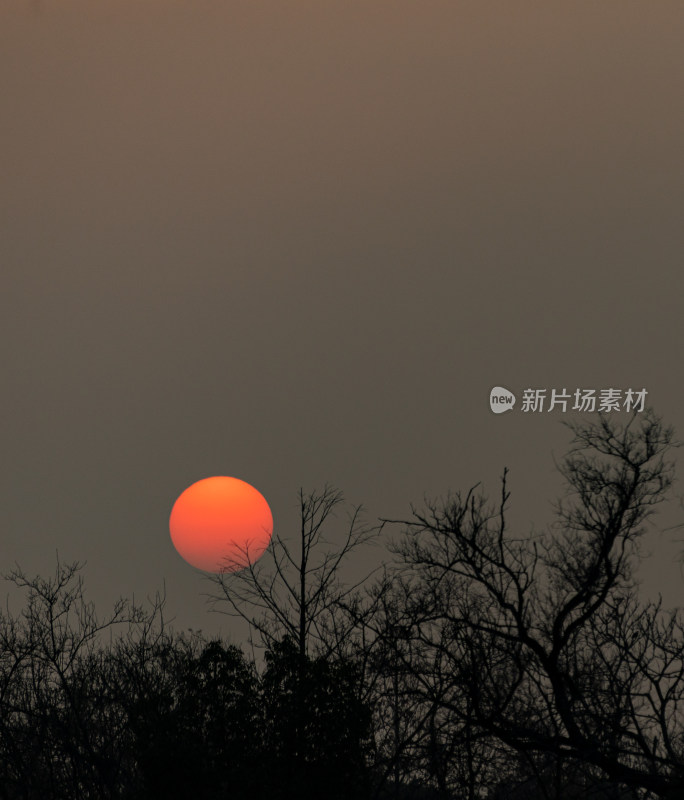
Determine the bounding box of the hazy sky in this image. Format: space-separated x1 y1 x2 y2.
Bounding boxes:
2 1 683 638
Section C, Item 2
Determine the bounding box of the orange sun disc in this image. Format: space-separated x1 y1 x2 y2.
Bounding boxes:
169 476 273 573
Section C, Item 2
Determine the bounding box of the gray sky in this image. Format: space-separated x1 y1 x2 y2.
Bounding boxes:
2 1 683 639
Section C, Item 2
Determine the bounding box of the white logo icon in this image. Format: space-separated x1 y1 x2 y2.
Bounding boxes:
490 386 516 414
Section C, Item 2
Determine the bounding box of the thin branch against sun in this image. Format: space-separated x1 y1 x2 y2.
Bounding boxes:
202 485 386 657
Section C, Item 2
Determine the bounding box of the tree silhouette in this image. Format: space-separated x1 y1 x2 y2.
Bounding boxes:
207 485 378 661
261 635 373 800
123 636 262 800
205 485 385 800
3 412 684 799
390 410 683 798
0 558 376 799
0 559 155 799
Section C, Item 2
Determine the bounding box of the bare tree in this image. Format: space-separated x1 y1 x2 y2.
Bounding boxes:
0 558 168 798
206 484 379 665
340 568 513 800
204 485 381 798
389 410 684 799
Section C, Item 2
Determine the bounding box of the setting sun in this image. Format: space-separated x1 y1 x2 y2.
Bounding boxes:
169 476 273 573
